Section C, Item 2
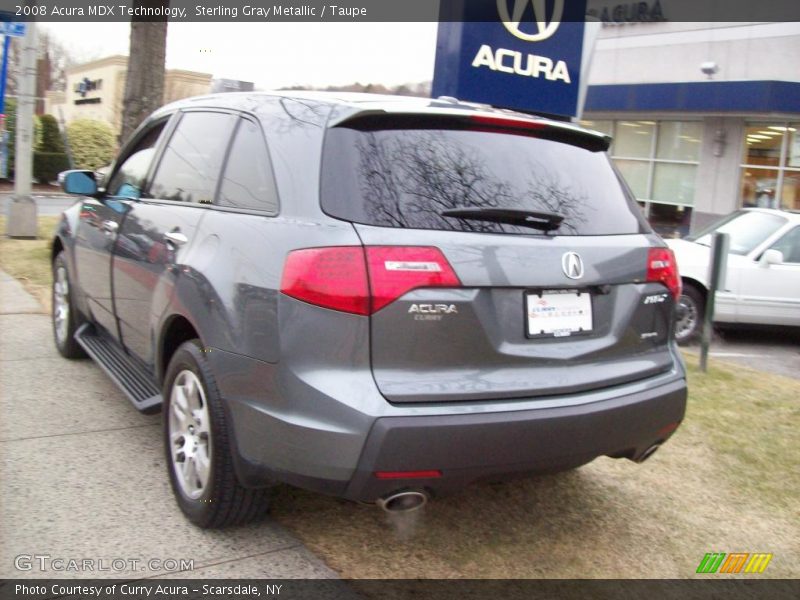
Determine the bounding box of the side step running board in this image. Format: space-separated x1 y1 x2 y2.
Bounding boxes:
75 323 162 414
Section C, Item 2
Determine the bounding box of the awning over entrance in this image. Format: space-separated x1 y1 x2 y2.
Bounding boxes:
586 80 800 114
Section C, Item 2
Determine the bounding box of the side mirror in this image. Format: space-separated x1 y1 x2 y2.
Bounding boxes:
760 249 784 267
61 170 98 196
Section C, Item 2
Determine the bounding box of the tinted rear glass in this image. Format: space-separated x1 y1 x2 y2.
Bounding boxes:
321 126 648 236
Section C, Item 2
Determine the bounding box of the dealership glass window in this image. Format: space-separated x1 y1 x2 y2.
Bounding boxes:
652 163 696 205
614 121 655 158
656 121 703 162
740 167 780 209
615 159 649 199
740 123 800 210
581 120 702 238
647 203 692 240
781 171 800 212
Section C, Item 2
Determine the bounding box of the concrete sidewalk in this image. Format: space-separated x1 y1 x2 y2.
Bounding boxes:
0 269 339 580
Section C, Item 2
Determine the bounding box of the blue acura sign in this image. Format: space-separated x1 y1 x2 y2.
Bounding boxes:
433 0 588 117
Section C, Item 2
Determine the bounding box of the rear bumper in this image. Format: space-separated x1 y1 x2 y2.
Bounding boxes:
342 376 687 502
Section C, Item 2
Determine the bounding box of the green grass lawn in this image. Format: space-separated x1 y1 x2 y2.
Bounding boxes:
681 354 799 509
0 215 59 311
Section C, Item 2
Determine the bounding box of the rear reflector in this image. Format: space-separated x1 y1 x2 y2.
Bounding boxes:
281 246 460 315
657 421 681 438
374 470 442 480
646 247 682 300
366 246 460 313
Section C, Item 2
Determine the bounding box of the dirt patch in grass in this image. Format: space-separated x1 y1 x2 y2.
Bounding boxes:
0 216 58 312
270 355 800 578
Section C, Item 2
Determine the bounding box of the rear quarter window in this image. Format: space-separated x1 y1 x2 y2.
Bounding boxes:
321 126 649 236
217 118 280 214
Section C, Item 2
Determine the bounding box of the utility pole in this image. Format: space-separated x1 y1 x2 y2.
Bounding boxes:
0 34 12 179
6 19 36 238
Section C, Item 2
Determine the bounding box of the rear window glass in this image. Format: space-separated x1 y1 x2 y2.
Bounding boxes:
321 126 648 236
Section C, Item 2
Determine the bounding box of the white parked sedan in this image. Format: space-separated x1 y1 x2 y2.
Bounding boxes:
667 208 800 344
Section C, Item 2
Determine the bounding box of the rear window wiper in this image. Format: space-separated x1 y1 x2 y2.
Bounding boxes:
440 208 564 232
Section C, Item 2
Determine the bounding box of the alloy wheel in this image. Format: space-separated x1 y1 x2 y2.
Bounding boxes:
53 265 70 346
168 369 212 500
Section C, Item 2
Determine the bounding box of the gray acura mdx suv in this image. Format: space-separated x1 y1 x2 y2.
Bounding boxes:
52 92 687 527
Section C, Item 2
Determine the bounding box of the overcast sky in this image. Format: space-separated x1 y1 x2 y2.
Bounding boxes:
42 22 439 88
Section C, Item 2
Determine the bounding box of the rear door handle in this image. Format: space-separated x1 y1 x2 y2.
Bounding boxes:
101 220 118 233
164 231 189 247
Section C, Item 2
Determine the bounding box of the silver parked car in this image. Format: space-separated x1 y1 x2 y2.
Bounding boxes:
52 92 687 527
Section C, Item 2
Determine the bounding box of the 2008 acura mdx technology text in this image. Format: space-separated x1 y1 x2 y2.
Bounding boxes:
51 92 687 527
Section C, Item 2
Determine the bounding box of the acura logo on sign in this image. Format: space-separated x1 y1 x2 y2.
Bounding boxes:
562 252 584 280
497 0 564 42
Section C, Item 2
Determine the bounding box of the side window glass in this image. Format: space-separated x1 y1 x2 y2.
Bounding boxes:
217 119 279 213
149 111 234 204
769 227 800 263
106 121 166 199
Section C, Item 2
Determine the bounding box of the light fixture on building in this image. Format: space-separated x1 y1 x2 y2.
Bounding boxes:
700 61 719 79
713 129 727 157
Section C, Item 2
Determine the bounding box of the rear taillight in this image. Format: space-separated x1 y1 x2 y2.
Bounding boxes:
280 247 370 315
646 248 681 300
280 246 460 315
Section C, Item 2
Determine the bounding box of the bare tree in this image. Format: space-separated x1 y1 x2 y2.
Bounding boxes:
119 2 169 145
3 29 75 97
38 30 75 92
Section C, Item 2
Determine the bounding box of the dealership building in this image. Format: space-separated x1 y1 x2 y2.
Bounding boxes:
581 19 800 236
44 55 213 138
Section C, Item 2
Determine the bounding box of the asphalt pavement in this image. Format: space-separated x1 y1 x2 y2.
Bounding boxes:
691 326 800 380
0 269 341 580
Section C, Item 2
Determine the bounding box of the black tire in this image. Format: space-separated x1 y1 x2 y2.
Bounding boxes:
674 284 705 346
52 251 87 359
163 340 269 528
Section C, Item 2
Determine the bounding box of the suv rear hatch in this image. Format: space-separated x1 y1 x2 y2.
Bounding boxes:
319 111 680 403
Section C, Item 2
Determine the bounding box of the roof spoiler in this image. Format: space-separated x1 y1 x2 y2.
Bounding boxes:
328 109 611 153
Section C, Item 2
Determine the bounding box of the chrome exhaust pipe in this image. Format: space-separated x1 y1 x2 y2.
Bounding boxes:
636 443 662 463
377 490 429 513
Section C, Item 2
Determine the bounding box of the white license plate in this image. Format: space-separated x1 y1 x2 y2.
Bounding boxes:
526 290 593 338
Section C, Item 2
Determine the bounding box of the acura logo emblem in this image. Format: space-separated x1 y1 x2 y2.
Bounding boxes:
562 252 584 280
497 0 564 42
